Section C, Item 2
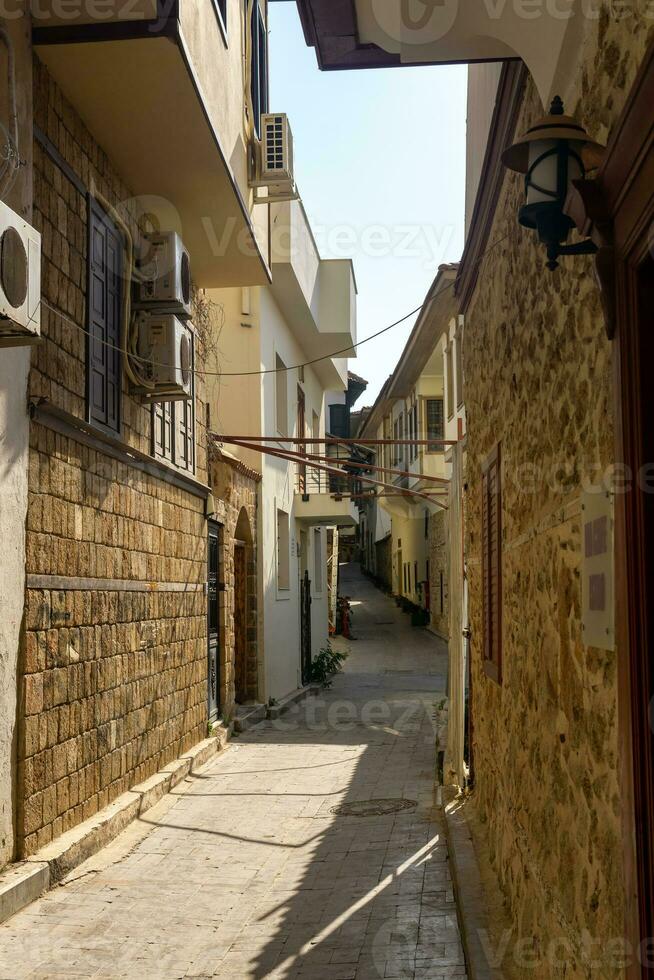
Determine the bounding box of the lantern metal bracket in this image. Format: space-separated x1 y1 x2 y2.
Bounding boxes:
564 177 615 339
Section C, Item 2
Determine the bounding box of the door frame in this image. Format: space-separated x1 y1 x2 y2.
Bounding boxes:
578 41 654 975
207 520 223 723
565 40 654 972
233 539 248 704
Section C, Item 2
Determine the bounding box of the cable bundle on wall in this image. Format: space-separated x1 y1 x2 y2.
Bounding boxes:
0 26 21 198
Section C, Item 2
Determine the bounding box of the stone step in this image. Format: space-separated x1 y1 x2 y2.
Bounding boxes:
233 703 267 732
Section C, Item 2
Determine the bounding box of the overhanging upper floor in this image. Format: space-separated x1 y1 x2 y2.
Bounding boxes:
270 199 357 390
296 0 593 105
33 1 271 288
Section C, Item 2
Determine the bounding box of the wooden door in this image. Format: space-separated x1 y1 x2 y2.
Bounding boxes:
300 569 312 685
620 253 654 970
207 522 221 721
297 385 307 493
234 542 248 704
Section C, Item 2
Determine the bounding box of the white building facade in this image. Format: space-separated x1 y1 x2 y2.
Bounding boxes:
208 199 358 705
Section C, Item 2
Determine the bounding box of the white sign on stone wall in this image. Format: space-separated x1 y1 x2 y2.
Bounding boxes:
581 490 615 651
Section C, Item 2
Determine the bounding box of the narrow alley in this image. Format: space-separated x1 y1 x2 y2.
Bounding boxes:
0 566 463 980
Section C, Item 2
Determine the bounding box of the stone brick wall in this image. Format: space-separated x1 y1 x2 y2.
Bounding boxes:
209 451 260 720
428 510 448 639
18 59 210 857
464 14 653 977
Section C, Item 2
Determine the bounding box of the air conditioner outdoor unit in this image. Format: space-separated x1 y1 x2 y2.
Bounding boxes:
0 200 41 347
134 312 194 402
136 232 192 319
250 113 299 203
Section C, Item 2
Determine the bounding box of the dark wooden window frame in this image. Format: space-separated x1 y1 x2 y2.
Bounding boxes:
210 0 228 45
250 0 269 139
424 396 445 453
151 339 196 476
446 344 455 421
456 322 465 410
86 196 123 437
481 442 502 684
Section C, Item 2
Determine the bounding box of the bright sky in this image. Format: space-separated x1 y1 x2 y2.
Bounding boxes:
268 3 468 405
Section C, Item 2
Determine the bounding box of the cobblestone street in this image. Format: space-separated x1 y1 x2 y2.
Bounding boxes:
0 566 464 979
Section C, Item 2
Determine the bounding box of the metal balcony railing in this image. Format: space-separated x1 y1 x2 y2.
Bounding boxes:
296 464 350 497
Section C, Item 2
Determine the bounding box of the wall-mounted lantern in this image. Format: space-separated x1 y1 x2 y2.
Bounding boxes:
502 97 605 271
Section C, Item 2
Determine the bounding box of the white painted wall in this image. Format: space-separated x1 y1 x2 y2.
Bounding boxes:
465 63 503 238
209 205 354 704
0 13 34 870
259 289 334 701
444 315 466 449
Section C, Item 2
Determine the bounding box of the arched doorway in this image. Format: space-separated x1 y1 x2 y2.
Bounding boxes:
234 508 255 705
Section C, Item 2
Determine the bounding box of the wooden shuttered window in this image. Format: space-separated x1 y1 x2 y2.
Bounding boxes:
176 395 195 473
482 443 502 683
87 198 123 434
152 394 196 474
250 1 269 138
151 343 196 474
152 402 174 463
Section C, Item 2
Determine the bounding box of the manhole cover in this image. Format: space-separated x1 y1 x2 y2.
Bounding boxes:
330 799 418 817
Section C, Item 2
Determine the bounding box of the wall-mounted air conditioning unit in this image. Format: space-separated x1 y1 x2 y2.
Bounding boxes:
135 232 192 319
133 312 194 402
250 113 299 203
0 201 41 347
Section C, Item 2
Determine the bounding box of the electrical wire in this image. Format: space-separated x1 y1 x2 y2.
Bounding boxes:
38 233 509 380
0 27 21 197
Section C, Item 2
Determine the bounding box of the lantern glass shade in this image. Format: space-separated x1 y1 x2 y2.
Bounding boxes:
502 97 606 270
525 139 585 207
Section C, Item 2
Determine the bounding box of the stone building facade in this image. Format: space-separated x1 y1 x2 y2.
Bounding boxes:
208 449 260 723
463 16 653 977
428 510 448 640
17 60 212 858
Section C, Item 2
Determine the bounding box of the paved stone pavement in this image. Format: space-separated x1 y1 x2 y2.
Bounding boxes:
0 564 466 980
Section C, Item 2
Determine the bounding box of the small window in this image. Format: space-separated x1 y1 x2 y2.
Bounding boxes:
250 1 269 138
398 412 405 468
383 416 391 472
276 354 288 435
152 401 174 464
329 403 349 438
456 323 464 409
211 0 227 37
87 198 123 435
276 508 290 591
482 444 503 683
152 342 196 475
426 398 444 452
446 345 455 420
313 529 323 593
